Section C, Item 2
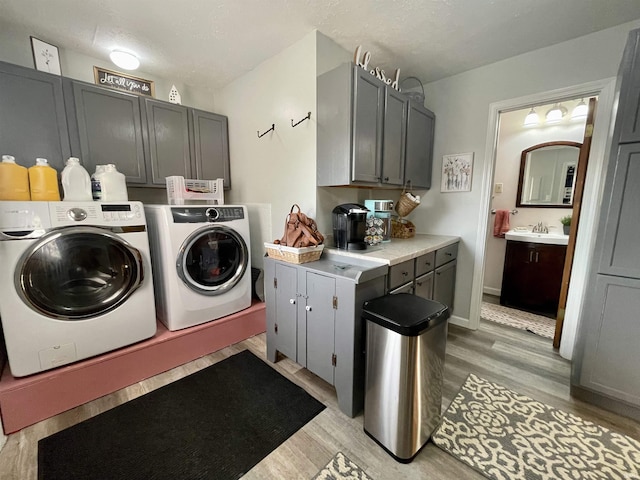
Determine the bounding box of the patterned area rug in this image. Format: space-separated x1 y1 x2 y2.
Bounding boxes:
481 302 555 339
313 452 373 480
432 374 640 480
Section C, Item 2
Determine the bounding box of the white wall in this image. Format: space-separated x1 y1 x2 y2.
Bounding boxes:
483 107 586 295
417 19 640 333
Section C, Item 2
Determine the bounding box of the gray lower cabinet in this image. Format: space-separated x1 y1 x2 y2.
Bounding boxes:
65 80 147 184
391 243 458 313
317 62 432 189
143 98 191 185
0 61 71 171
264 256 386 417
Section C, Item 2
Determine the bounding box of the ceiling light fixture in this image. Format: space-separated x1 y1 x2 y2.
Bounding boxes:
523 107 540 127
572 98 588 120
109 50 140 70
545 103 568 124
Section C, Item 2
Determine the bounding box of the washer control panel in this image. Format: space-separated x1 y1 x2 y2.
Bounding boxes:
50 202 144 227
171 206 245 223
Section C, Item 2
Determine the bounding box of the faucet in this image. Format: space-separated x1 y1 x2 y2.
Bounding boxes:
532 222 548 234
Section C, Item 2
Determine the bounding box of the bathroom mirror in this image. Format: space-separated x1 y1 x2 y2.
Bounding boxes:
516 141 582 208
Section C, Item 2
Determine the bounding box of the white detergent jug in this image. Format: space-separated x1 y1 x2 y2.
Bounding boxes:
101 164 128 202
61 157 92 201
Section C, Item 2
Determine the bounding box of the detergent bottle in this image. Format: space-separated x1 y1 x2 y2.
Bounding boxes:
101 164 128 201
0 155 30 201
29 158 61 201
61 157 92 201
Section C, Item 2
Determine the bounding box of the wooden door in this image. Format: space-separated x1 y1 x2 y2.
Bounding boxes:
352 68 384 183
273 263 298 361
304 272 336 385
381 88 407 185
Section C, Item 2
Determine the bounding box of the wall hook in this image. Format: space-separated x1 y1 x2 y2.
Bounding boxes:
291 112 311 128
257 124 275 138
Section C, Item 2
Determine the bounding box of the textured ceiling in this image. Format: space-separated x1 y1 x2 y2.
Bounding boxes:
2 0 640 91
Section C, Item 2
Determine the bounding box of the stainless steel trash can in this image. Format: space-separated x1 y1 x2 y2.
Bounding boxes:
362 293 449 463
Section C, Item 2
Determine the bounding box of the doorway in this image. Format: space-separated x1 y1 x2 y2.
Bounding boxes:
481 100 589 341
470 78 616 359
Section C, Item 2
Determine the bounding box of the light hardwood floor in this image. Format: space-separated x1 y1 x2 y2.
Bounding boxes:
1 319 638 480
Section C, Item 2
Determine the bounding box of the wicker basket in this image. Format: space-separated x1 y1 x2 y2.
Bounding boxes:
391 218 416 239
264 243 324 264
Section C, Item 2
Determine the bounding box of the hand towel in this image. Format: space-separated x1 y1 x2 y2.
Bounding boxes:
493 210 510 238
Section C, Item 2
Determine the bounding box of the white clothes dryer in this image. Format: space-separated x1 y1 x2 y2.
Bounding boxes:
144 205 251 331
0 201 157 377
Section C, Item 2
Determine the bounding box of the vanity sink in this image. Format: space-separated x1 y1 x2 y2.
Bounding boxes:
505 230 569 245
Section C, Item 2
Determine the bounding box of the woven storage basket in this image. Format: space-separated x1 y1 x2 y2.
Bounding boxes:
395 193 419 217
264 243 324 264
391 218 416 239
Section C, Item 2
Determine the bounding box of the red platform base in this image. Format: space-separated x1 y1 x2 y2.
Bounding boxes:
0 301 266 434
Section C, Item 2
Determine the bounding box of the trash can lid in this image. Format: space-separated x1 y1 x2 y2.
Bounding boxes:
362 293 449 336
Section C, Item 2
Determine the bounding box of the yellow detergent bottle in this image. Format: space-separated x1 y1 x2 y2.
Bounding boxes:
29 158 61 201
0 155 30 201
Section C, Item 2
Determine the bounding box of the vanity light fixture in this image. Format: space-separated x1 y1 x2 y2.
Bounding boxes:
523 107 540 127
571 98 588 120
109 50 140 70
545 103 568 124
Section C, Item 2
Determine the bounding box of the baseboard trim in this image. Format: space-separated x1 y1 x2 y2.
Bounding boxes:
483 286 501 297
449 314 473 330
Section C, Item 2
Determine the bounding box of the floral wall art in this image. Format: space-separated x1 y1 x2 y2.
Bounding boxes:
441 152 474 192
30 37 61 75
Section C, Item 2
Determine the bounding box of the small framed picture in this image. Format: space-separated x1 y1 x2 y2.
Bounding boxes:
30 37 61 75
441 152 474 192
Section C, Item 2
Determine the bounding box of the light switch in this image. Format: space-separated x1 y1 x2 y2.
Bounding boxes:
494 183 503 193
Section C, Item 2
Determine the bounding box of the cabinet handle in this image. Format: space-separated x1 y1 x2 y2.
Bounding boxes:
425 262 431 267
529 251 533 262
445 252 452 257
384 176 389 181
535 252 539 262
289 299 296 304
305 306 312 312
402 271 408 276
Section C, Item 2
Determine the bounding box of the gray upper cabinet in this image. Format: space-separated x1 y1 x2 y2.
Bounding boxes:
318 62 430 188
66 80 147 184
618 29 640 144
405 101 435 189
0 61 70 171
190 109 231 190
143 98 191 185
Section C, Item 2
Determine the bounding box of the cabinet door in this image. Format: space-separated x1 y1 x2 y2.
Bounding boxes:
619 29 640 144
0 61 70 171
388 259 415 291
415 272 434 300
598 144 640 278
68 81 146 184
191 109 230 189
380 88 407 186
352 68 383 183
577 275 640 405
305 272 336 385
273 263 298 361
405 102 435 189
434 259 456 312
144 99 191 186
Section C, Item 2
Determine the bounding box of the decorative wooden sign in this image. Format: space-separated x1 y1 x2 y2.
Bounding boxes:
354 45 401 91
93 66 155 97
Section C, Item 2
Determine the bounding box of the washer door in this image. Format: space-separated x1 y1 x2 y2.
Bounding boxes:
176 225 248 295
15 226 144 320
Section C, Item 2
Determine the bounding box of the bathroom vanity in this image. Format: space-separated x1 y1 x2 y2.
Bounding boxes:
500 231 568 317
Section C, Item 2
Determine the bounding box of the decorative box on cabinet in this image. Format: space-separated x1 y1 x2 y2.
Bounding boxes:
317 62 434 189
64 79 147 184
500 241 566 317
0 60 71 171
264 255 387 417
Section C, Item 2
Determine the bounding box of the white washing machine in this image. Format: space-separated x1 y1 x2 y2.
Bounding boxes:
144 205 252 331
0 201 157 377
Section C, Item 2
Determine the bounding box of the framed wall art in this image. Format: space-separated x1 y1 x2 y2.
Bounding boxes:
441 152 474 192
30 37 61 75
93 66 155 97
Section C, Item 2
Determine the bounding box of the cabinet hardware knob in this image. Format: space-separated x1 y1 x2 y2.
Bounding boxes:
384 176 389 181
446 252 452 256
289 299 296 304
402 271 408 276
305 306 312 311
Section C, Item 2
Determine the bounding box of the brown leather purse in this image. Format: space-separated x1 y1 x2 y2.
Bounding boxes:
278 204 324 248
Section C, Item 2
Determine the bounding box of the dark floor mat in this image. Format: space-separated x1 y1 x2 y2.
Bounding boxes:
38 350 325 480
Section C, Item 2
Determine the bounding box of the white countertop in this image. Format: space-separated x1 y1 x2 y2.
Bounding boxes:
324 234 460 266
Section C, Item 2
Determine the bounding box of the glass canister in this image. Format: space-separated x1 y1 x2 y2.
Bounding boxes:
364 200 394 243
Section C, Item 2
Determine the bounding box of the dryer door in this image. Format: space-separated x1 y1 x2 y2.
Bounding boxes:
176 225 248 295
16 226 144 320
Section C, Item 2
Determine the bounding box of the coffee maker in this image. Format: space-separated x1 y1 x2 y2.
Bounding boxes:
364 199 394 243
332 203 369 250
